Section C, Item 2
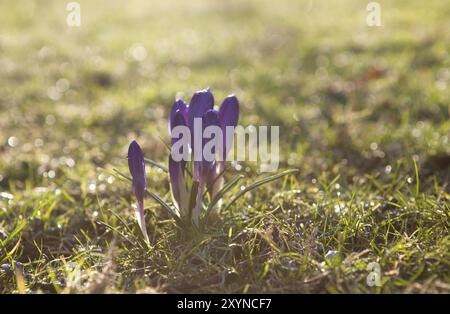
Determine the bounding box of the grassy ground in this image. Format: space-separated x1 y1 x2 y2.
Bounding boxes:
0 0 449 293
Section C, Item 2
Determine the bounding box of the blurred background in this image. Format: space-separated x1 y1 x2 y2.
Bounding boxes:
0 0 449 188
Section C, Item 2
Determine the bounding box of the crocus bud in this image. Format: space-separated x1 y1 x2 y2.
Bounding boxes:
128 140 149 243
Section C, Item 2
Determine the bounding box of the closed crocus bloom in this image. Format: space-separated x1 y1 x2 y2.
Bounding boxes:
128 140 149 243
207 95 239 197
218 95 239 162
169 98 188 134
188 88 214 181
187 88 214 131
206 96 239 223
168 111 189 219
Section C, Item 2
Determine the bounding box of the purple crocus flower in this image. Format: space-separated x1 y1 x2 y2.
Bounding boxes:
168 88 239 226
128 140 149 242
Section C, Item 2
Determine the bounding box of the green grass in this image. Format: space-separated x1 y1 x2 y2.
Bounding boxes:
0 0 449 293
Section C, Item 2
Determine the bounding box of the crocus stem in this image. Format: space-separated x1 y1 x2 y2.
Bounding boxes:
207 163 225 224
191 180 205 228
135 200 150 243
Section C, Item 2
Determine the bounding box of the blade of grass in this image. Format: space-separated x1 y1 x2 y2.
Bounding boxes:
222 169 299 212
144 158 168 172
0 220 27 249
413 158 420 197
145 190 183 226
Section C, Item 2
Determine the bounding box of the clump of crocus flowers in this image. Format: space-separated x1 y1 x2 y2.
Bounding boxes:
124 88 296 241
168 88 239 227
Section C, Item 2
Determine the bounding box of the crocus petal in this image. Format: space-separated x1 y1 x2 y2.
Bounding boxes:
169 98 187 134
171 110 187 143
127 140 149 242
218 95 239 160
170 111 188 176
168 155 181 206
192 110 220 226
193 109 220 180
135 199 150 243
